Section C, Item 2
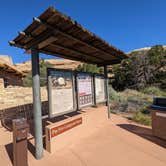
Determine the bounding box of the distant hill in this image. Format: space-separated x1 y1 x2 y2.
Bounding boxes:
0 55 13 64
128 45 166 54
129 45 166 73
15 59 82 74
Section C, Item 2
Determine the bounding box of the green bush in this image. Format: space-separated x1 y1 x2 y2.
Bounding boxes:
142 86 166 96
109 85 126 103
140 106 150 114
112 45 166 91
132 112 151 126
76 63 104 74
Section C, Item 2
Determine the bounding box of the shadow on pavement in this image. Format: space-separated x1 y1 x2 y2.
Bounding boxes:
118 124 166 149
5 143 13 165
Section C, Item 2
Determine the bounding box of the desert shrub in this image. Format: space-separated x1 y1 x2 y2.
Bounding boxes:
142 86 166 97
122 89 147 99
110 89 153 114
76 63 104 74
112 45 166 91
109 85 126 103
132 112 151 126
140 106 151 114
112 59 133 91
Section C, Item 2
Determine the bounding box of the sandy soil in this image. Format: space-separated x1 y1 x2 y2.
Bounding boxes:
0 106 166 166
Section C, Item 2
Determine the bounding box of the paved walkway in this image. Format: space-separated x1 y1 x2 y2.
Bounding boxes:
0 106 166 166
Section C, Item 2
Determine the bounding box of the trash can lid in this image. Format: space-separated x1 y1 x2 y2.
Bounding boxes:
153 97 166 107
151 105 166 111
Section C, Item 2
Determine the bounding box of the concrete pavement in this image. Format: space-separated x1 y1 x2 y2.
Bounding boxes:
0 106 166 166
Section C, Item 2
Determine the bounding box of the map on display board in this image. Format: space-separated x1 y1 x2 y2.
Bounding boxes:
77 73 93 107
95 76 106 103
48 69 75 118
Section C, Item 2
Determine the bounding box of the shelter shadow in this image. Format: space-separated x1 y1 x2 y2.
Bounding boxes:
117 124 166 149
5 143 13 165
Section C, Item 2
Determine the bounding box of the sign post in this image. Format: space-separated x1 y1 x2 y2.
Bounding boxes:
92 75 97 106
104 66 110 118
13 118 29 166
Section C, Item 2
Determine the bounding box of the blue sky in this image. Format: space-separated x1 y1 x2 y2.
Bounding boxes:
0 0 166 64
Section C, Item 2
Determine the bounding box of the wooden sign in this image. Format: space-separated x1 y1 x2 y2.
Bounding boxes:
51 117 82 138
46 117 82 153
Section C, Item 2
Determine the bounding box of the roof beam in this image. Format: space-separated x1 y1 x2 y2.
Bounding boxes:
10 33 102 65
10 30 54 50
33 17 119 60
26 29 56 49
16 30 106 63
50 43 103 62
97 59 121 66
40 49 98 65
38 36 57 49
9 40 25 49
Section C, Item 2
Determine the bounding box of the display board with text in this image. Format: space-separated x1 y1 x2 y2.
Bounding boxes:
95 75 106 103
77 73 93 108
48 69 76 118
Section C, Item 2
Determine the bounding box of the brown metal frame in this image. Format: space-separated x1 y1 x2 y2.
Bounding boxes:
47 68 77 118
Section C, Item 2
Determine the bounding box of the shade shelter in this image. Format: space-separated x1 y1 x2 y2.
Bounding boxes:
9 7 127 159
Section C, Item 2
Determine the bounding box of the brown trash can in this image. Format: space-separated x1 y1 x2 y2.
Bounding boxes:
13 118 29 166
151 97 166 140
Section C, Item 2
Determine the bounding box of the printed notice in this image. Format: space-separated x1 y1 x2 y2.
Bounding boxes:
77 73 93 107
48 70 75 117
95 76 105 103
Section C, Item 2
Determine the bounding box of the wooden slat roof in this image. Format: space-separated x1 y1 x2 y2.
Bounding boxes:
10 7 128 65
0 63 25 76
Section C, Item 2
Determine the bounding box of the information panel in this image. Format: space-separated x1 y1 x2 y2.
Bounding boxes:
48 69 75 118
77 73 93 108
95 75 106 103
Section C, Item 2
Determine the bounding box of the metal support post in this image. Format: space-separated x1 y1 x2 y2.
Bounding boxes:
31 48 43 159
104 65 110 118
92 74 97 106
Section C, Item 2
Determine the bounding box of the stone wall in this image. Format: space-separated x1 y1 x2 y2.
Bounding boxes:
0 87 48 110
0 78 4 89
0 87 48 128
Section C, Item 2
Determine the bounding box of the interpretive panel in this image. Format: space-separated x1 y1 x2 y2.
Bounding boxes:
77 73 93 108
51 117 82 138
95 75 106 103
48 69 75 118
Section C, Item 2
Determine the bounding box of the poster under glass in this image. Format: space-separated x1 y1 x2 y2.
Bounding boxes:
48 69 75 118
77 73 93 108
95 75 106 103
